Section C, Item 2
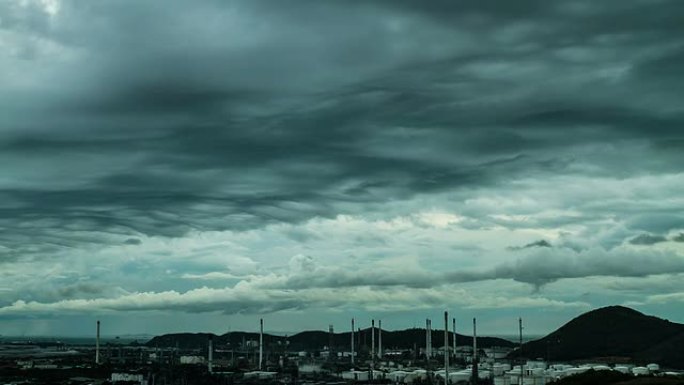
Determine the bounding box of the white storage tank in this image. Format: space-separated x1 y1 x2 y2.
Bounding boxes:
647 363 660 372
450 371 472 384
614 366 630 374
342 370 370 381
404 369 427 384
632 367 650 376
388 370 409 383
592 365 611 371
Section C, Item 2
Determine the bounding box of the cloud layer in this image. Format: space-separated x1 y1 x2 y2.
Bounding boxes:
1 0 684 334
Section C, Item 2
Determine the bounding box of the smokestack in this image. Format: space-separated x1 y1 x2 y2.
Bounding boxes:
425 319 429 360
371 319 375 362
452 318 456 360
378 320 382 359
472 318 477 361
351 318 355 365
472 318 478 385
444 311 449 385
519 318 524 385
96 320 100 365
371 319 375 379
428 319 432 358
259 318 264 370
208 336 214 373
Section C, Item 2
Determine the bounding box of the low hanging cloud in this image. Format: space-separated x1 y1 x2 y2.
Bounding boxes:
0 247 680 317
0 282 588 318
506 240 552 251
255 248 684 291
628 233 668 245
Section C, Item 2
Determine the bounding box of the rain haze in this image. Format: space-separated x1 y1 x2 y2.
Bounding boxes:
1 0 684 337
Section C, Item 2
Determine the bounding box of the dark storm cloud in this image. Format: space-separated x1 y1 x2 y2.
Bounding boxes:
1 0 684 264
507 240 552 251
629 234 668 245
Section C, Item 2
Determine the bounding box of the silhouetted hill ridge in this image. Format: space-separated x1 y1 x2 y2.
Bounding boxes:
146 327 515 350
509 306 684 369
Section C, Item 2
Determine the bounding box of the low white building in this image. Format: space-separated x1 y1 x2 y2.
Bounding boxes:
244 371 277 380
180 355 206 365
111 373 147 385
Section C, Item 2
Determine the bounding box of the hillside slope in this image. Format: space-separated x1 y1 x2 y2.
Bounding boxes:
509 306 684 368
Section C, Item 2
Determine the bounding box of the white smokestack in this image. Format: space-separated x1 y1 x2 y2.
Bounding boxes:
371 319 375 361
259 318 264 370
425 319 429 359
96 320 100 365
519 317 524 385
351 318 355 365
378 320 382 359
472 318 477 363
208 336 214 373
444 311 449 385
452 318 456 358
428 319 432 358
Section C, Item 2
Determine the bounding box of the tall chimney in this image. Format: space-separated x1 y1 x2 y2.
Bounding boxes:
208 336 214 373
329 324 334 359
96 320 101 365
472 318 478 384
425 319 430 360
444 311 449 385
452 318 457 361
259 318 264 370
371 319 375 362
351 318 355 365
378 320 382 359
428 319 432 358
473 318 477 361
519 318 524 385
371 319 375 379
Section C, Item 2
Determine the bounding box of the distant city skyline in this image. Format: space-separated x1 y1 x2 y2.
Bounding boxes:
1 0 683 336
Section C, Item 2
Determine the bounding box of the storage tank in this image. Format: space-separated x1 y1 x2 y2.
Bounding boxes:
388 370 409 383
450 371 472 384
632 367 650 376
614 366 630 374
592 365 611 371
647 363 660 372
404 369 427 384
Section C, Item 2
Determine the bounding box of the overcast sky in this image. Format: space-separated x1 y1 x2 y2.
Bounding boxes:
1 0 684 338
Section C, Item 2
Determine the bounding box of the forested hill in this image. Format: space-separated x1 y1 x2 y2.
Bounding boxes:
508 306 684 369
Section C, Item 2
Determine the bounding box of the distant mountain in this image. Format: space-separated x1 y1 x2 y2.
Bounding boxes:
145 328 515 351
509 306 684 369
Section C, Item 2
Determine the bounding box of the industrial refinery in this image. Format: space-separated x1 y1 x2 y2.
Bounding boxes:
1 310 681 385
